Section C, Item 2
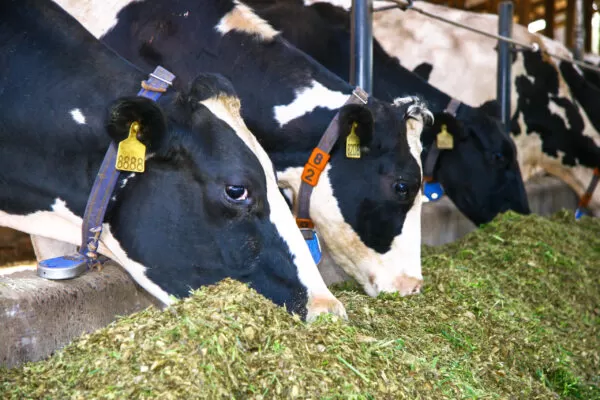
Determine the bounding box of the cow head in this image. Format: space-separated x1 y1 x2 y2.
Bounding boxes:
422 101 530 225
279 96 433 297
104 74 349 319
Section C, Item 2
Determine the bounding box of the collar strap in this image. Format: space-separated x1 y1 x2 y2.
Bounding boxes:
37 66 176 280
444 97 461 118
575 167 600 220
295 87 369 231
423 97 462 182
80 66 176 264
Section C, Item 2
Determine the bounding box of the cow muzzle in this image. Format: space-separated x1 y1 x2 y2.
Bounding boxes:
365 271 424 297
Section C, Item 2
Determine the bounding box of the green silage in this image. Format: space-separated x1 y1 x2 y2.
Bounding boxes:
1 210 598 399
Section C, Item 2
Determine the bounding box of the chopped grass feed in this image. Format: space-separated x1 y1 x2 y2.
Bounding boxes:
1 211 598 399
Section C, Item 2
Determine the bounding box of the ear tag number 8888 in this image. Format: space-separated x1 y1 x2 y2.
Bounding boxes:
116 121 146 173
345 121 361 159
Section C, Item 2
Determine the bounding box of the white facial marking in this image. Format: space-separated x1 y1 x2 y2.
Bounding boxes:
380 193 423 283
70 108 86 125
199 96 343 312
0 198 173 306
273 81 349 126
52 0 141 38
215 0 279 41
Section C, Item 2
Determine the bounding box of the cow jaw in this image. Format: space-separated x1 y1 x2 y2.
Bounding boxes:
199 96 346 320
277 165 423 297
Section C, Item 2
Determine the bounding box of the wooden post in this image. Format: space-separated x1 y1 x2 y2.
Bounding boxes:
544 0 555 39
490 0 499 15
566 0 575 49
584 0 593 52
519 0 531 26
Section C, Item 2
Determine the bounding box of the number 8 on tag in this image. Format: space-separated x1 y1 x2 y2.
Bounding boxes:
116 121 146 173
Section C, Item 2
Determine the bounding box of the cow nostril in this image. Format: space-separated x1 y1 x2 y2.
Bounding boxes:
394 274 423 296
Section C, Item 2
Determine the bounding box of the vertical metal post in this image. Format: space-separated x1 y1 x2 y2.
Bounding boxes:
350 0 373 94
497 1 513 134
574 0 585 59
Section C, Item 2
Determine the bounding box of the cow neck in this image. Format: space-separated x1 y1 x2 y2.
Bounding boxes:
36 66 176 280
294 87 368 264
422 98 461 202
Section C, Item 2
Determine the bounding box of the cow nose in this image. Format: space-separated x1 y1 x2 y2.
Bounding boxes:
394 274 423 296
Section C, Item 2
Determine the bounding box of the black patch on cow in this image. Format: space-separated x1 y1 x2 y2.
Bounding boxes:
559 61 600 134
412 63 433 82
582 61 600 89
479 100 501 119
511 50 600 168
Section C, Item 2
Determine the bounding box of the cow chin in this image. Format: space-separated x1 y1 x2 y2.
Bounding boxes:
317 193 424 298
366 197 424 297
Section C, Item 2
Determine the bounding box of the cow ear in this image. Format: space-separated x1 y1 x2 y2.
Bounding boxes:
187 73 238 104
105 96 167 152
338 104 374 149
479 100 501 119
412 63 433 82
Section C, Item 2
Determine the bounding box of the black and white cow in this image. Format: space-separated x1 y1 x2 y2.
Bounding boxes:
314 0 600 215
243 0 531 226
0 0 347 321
54 0 434 297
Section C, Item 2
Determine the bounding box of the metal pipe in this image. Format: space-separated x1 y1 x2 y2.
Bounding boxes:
350 0 373 93
497 1 513 134
573 0 585 60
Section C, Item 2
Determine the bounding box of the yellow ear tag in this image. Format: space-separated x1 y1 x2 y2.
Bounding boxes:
436 124 454 150
116 121 146 173
346 121 361 159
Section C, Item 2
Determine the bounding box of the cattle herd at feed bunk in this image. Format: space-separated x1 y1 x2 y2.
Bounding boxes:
1 0 599 327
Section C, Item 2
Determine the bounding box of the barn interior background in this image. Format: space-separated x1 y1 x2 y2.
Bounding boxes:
429 0 600 54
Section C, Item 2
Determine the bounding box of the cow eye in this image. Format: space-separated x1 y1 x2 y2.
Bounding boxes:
393 181 410 200
225 185 249 202
491 152 505 165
